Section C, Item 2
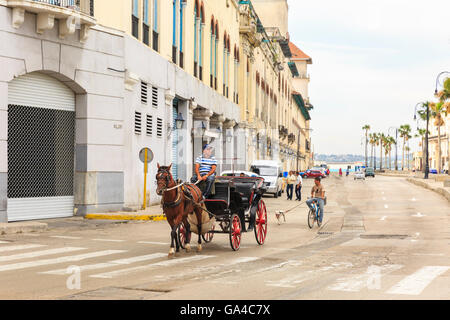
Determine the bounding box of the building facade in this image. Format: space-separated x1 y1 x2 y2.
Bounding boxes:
0 0 314 222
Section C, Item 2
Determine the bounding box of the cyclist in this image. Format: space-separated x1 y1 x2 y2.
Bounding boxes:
306 177 325 223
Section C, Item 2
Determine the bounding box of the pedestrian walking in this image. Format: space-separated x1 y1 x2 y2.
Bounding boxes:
339 168 342 177
295 171 303 201
286 171 296 200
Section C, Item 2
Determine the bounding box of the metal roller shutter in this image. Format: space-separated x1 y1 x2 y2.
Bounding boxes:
7 72 75 221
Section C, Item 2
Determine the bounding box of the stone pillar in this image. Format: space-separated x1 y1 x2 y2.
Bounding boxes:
210 114 225 174
165 90 175 166
235 122 249 171
223 119 236 171
193 108 213 172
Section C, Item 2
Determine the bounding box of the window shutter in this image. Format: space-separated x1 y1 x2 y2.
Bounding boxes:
141 81 148 105
135 111 142 134
152 86 158 108
146 114 153 136
156 117 163 138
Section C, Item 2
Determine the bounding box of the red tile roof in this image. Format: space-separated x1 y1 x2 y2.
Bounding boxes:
289 42 312 63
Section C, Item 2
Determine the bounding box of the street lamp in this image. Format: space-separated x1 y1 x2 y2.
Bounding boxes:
174 113 185 129
388 126 399 171
414 102 429 179
434 71 450 95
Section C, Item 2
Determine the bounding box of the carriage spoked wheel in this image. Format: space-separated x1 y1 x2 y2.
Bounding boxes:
201 224 215 243
177 222 187 249
255 200 268 245
229 214 242 251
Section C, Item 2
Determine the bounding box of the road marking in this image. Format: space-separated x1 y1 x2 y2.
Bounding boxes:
380 216 387 221
386 266 450 295
0 241 10 244
50 236 82 240
137 241 169 245
382 197 387 201
412 213 426 217
90 255 215 279
412 253 444 257
384 204 389 209
327 265 403 292
411 198 417 202
256 260 302 273
0 244 46 253
40 253 167 275
91 239 126 242
0 247 84 262
0 250 125 272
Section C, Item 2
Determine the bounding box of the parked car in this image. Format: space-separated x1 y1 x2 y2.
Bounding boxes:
354 171 365 180
311 167 327 177
305 170 324 179
365 167 375 177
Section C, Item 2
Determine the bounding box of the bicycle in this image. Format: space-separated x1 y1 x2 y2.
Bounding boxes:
307 197 322 228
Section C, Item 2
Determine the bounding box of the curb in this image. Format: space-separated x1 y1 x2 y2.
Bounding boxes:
406 178 450 202
0 222 48 235
84 214 167 221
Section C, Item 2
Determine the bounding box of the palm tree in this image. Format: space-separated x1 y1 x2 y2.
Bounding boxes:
436 78 450 174
362 125 370 168
429 101 449 173
415 128 427 171
370 133 378 170
369 133 376 168
405 145 411 170
379 133 385 171
388 136 396 170
399 124 411 170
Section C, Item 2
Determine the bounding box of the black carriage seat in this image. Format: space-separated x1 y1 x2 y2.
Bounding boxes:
204 181 230 215
233 181 257 206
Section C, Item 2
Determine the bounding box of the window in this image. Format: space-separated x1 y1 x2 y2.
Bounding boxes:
132 0 139 39
143 0 149 45
172 0 178 63
141 81 148 105
156 117 163 138
151 86 158 108
153 0 159 51
135 111 142 135
146 114 153 136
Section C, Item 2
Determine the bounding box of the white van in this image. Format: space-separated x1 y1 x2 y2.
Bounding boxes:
250 160 283 198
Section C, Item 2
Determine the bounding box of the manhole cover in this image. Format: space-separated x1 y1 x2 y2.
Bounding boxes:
360 234 409 239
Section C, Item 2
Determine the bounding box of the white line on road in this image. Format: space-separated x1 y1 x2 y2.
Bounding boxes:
91 239 126 242
327 265 403 292
384 204 389 209
380 216 387 221
0 250 125 272
0 247 84 262
386 266 450 295
382 197 387 201
50 236 82 240
412 213 426 217
256 260 302 273
0 244 46 253
411 198 417 202
0 241 10 244
90 255 215 279
40 253 167 275
137 241 169 245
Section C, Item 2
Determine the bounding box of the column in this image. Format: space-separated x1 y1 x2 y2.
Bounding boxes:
223 119 236 171
210 114 225 174
193 108 213 172
165 90 176 166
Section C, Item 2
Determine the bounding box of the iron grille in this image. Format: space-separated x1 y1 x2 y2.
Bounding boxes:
7 105 74 198
135 111 142 134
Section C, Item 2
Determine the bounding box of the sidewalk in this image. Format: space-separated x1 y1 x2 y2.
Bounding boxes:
406 177 450 202
0 221 48 235
84 204 166 221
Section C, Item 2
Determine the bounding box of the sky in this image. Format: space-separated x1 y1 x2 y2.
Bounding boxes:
287 0 450 155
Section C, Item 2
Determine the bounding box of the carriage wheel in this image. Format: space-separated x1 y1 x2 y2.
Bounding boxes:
229 214 242 251
254 200 268 245
201 224 215 243
177 222 187 249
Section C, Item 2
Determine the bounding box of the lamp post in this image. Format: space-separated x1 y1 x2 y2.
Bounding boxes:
388 127 399 171
434 71 450 95
414 102 429 179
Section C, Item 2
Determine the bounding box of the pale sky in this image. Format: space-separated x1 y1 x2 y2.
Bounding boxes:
287 0 450 155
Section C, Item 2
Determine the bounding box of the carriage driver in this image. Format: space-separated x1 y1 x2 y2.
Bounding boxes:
191 144 218 198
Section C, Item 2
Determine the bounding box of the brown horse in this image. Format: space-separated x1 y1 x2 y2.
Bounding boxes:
155 163 204 257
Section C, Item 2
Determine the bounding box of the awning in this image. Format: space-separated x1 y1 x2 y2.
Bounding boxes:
279 39 292 58
292 93 311 121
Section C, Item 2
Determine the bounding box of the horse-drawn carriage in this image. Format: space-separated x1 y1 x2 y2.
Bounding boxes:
178 176 268 251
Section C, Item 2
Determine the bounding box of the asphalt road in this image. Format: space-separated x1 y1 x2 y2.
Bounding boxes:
0 174 448 300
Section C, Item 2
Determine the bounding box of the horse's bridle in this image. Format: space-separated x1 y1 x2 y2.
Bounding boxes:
156 168 172 195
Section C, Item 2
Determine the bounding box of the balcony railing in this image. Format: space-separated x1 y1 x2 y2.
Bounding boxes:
8 0 96 41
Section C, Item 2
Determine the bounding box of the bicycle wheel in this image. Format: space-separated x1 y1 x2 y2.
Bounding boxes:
307 208 315 229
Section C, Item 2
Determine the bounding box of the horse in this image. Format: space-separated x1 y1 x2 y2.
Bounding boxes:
155 163 205 258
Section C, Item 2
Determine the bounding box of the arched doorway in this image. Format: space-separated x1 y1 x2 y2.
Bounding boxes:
7 72 75 221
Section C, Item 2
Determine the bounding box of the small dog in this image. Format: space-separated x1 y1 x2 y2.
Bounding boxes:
275 210 286 225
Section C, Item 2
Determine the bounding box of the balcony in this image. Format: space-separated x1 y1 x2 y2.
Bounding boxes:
7 0 96 42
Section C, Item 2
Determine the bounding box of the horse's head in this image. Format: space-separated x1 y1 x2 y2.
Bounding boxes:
155 163 173 195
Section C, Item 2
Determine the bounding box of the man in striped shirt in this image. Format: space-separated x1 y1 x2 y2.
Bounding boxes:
190 144 217 198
